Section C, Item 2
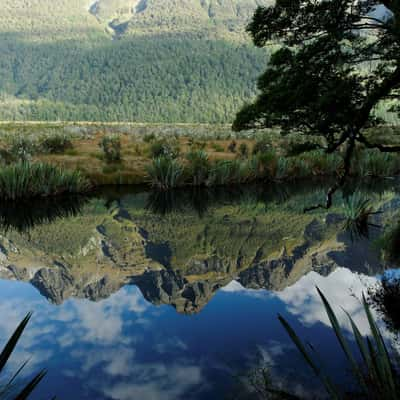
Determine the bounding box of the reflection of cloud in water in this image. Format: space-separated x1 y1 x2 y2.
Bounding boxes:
275 268 377 335
0 266 391 400
0 282 203 399
69 288 149 343
102 364 202 400
222 268 379 336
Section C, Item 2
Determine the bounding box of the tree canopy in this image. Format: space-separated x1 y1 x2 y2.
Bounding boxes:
234 0 400 208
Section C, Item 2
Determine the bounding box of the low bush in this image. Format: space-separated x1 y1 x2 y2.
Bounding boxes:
149 139 180 159
143 133 156 143
38 133 73 154
228 140 237 153
6 134 38 161
238 143 249 158
99 135 122 163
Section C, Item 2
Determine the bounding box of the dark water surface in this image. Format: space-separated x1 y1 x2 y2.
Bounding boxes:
0 182 398 399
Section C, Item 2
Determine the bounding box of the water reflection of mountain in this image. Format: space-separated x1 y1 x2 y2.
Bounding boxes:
0 184 396 313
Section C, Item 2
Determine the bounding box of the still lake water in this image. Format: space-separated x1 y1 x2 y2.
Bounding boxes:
0 182 398 399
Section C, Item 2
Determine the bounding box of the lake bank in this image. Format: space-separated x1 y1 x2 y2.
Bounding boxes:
1 122 400 196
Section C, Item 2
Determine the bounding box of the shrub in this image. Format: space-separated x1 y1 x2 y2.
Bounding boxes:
228 140 237 153
143 133 156 143
38 133 73 154
149 139 180 159
0 162 90 200
185 150 210 186
99 135 122 163
238 143 249 158
146 156 183 190
7 134 38 161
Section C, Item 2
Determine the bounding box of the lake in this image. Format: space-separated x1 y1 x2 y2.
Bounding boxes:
0 181 398 399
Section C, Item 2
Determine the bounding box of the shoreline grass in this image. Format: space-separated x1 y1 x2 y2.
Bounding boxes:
0 123 400 192
0 162 91 200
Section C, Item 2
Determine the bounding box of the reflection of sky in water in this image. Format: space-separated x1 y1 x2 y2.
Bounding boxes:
0 267 389 400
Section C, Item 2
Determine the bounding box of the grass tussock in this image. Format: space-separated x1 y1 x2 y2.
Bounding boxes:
0 313 47 399
343 192 379 239
146 156 184 190
185 150 210 186
0 162 91 200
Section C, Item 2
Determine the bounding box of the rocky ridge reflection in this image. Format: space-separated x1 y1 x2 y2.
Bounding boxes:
0 183 396 313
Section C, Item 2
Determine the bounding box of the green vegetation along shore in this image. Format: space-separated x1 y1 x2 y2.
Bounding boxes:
0 122 400 199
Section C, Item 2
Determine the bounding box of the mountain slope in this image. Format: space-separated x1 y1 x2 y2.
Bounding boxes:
91 0 271 38
0 0 270 122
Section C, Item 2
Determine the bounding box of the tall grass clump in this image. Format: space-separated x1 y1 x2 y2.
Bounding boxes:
0 162 91 200
185 150 210 186
302 150 342 176
207 159 251 186
252 138 270 155
343 192 379 239
355 149 400 178
146 156 183 190
0 313 47 399
250 150 278 180
279 288 400 400
287 158 313 179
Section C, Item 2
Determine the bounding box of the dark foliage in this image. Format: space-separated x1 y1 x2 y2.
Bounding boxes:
234 0 400 208
369 275 400 336
0 35 265 123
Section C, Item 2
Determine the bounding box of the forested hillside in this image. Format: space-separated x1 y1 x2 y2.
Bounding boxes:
0 0 270 122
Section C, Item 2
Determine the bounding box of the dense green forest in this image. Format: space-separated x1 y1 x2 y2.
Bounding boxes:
0 0 271 123
0 35 266 122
